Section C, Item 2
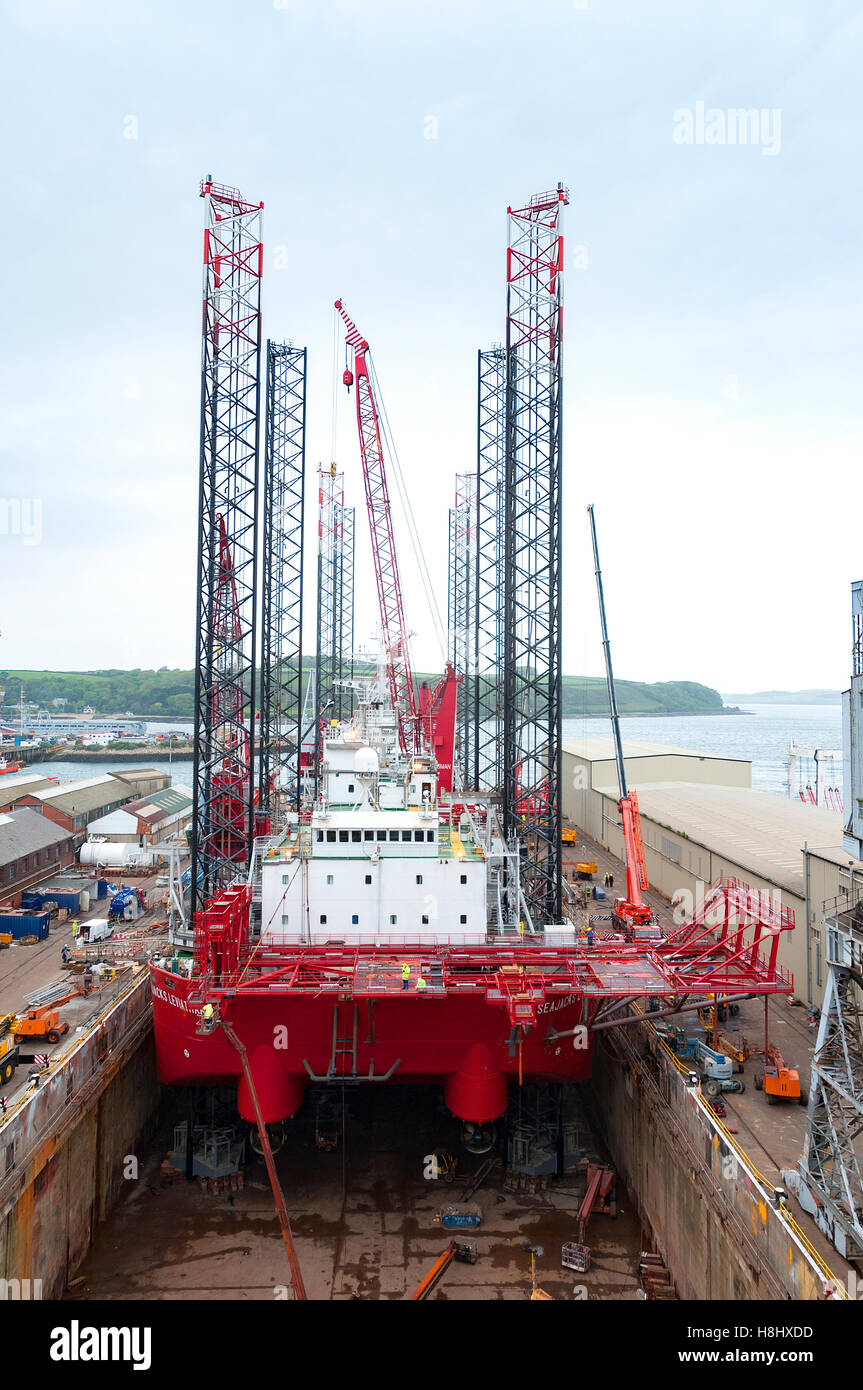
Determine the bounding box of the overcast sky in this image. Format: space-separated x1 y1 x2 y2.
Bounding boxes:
1 0 860 693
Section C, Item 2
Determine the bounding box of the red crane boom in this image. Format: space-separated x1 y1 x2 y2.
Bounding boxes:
335 299 418 755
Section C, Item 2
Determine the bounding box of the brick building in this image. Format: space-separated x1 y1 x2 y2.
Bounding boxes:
11 775 133 845
0 808 76 904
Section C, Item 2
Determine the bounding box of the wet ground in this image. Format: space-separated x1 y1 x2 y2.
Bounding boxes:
70 1085 646 1301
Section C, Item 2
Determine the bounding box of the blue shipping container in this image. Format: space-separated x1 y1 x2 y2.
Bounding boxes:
25 889 83 913
0 912 50 941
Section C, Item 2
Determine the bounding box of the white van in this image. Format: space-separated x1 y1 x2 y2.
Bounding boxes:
81 919 114 944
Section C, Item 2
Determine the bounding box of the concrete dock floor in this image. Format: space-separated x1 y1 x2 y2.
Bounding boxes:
0 872 164 1105
70 1086 645 1302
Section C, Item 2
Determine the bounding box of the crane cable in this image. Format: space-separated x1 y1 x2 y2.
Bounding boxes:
367 353 447 663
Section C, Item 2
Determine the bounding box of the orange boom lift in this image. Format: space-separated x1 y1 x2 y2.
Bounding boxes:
587 505 660 944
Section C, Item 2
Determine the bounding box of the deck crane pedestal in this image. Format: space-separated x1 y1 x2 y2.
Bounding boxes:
587 505 661 944
334 299 457 787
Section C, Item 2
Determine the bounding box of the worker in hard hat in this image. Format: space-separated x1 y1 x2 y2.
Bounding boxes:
202 1003 215 1023
401 962 411 991
71 919 79 941
416 976 427 993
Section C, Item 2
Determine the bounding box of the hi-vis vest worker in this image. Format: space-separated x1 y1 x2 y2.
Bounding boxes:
416 976 427 993
401 963 411 990
202 1003 215 1022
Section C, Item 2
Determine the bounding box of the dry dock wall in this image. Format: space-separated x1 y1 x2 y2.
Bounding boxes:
0 973 158 1299
592 1025 836 1301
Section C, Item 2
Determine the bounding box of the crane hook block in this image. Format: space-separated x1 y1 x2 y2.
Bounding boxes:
342 367 354 390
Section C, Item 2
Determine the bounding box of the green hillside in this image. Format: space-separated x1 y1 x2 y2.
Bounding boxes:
0 667 731 721
561 676 727 717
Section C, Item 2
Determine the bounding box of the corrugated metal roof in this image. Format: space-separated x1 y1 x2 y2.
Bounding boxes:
802 840 863 872
0 808 72 868
123 785 192 825
0 772 56 807
30 774 132 814
107 768 166 780
87 809 138 835
595 780 842 897
563 737 748 764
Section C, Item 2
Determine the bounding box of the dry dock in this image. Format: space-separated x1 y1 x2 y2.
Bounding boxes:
0 842 851 1302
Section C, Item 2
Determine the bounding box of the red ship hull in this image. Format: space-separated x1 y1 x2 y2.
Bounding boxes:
150 873 796 1126
150 961 594 1124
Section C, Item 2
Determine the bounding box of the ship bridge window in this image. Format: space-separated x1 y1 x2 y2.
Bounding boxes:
402 831 412 843
352 830 362 842
339 830 349 843
426 831 435 842
389 831 399 842
377 830 387 842
316 830 324 842
364 830 374 841
327 830 337 843
414 830 424 842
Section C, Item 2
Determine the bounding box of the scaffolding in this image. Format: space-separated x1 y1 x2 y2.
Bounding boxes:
191 178 264 910
315 466 355 756
502 186 567 925
787 890 863 1265
448 473 477 789
474 346 506 796
260 342 307 818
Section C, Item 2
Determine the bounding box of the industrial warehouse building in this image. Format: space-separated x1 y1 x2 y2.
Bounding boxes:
562 738 860 1008
106 767 170 798
0 807 76 902
9 773 134 843
0 770 59 812
86 784 193 847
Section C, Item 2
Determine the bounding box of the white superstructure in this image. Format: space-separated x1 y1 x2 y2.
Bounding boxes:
261 726 490 944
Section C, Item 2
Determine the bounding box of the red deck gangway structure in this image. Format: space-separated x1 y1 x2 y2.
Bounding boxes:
180 875 795 1123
